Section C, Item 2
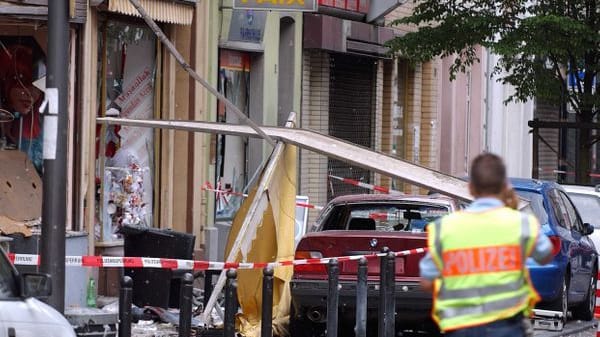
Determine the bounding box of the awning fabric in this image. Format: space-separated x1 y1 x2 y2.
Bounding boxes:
108 0 194 25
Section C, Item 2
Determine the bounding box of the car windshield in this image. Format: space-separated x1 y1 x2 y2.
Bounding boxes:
567 193 600 226
321 202 450 232
0 250 18 299
515 190 548 225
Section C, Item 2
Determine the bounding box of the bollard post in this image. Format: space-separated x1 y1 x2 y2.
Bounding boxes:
204 270 216 308
384 252 396 337
224 269 238 337
118 276 133 337
179 273 194 337
327 259 339 337
261 267 274 337
378 247 389 337
355 257 368 337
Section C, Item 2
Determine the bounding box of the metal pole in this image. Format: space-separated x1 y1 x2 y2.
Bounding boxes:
327 259 339 337
532 121 539 179
224 269 238 337
41 0 69 312
378 247 389 337
119 276 133 337
179 273 194 337
355 257 367 337
261 267 274 337
203 270 215 309
384 252 396 337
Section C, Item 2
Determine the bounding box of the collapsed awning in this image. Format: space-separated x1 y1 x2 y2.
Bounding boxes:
108 0 195 25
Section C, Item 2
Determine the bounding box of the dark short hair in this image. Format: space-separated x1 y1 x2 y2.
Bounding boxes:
470 153 506 195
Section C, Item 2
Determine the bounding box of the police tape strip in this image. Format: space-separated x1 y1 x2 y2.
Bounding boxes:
595 272 600 319
7 247 428 270
328 174 404 195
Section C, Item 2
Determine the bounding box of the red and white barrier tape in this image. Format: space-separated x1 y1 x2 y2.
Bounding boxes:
328 174 403 195
201 182 324 210
7 247 427 270
595 271 600 319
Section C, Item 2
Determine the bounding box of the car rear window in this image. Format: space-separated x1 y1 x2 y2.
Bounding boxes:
515 190 548 225
321 203 450 232
567 193 600 226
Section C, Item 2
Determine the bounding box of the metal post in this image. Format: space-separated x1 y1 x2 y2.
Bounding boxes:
203 270 215 308
119 276 133 337
224 269 238 337
41 0 69 312
378 247 389 337
532 119 539 179
355 257 367 337
384 252 396 337
179 273 194 337
261 267 274 337
327 259 339 337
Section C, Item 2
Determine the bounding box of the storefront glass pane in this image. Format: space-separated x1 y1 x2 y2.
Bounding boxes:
215 50 250 219
96 21 156 241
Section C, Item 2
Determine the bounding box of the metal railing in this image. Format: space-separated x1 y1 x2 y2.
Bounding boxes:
117 249 400 337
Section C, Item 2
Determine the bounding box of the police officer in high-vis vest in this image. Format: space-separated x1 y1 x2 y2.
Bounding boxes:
419 153 553 337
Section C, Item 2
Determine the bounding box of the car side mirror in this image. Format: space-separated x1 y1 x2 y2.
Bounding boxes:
21 273 52 299
583 223 595 236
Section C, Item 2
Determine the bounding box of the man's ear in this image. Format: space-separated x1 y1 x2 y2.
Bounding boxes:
468 182 476 197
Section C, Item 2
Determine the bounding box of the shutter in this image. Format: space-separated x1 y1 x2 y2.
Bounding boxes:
107 0 195 25
327 53 375 199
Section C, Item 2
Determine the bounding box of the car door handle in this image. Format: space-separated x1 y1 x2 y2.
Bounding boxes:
7 327 15 337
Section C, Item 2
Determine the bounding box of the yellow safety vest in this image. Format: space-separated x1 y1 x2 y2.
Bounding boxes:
427 207 540 332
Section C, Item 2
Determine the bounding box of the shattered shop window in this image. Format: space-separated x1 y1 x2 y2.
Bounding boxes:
96 20 156 242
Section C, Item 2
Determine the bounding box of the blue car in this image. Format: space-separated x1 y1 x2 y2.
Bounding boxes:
512 178 597 322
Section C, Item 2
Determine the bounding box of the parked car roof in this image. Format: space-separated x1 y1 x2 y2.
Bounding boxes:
562 184 600 196
326 193 457 206
510 177 556 192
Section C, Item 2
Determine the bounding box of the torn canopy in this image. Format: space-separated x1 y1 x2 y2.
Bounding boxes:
224 144 297 337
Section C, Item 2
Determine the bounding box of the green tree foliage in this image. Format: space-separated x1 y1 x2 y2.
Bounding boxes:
387 1 600 183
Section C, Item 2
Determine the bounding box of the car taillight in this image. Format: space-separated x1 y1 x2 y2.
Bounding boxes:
294 250 326 274
548 236 562 256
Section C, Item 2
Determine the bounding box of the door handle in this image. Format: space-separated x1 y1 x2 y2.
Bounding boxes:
7 327 15 337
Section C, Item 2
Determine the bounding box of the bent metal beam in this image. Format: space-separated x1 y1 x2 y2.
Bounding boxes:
97 117 473 202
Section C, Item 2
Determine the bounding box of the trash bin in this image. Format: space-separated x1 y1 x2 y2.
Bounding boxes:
118 225 195 309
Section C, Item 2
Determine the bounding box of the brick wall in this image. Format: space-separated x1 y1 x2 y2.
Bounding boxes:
420 61 439 171
300 50 330 222
380 60 396 189
373 60 384 188
385 1 418 34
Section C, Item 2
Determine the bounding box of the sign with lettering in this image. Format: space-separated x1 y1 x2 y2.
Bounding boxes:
229 9 267 44
234 0 317 11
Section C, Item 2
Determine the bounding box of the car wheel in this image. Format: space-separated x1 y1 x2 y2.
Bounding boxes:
572 269 597 321
547 274 568 324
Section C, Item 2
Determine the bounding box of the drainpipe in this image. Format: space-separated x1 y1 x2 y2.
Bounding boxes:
483 49 492 152
464 70 472 174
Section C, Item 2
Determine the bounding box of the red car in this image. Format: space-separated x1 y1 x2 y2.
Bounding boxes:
290 194 461 337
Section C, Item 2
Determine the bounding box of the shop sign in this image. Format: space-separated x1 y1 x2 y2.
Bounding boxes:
229 9 267 44
233 0 317 12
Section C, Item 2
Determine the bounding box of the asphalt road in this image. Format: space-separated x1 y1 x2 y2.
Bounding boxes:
533 319 597 337
395 320 597 336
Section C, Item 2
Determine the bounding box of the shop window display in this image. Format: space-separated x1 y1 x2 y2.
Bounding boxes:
0 37 46 176
96 21 156 242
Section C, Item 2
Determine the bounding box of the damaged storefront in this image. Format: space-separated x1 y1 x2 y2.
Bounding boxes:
0 0 90 308
88 0 205 299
